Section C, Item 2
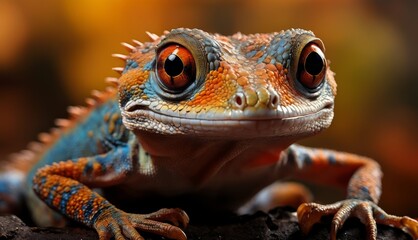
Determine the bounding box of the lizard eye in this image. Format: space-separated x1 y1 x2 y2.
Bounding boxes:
297 43 327 90
156 44 196 92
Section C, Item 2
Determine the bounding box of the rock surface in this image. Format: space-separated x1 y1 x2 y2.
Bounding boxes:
0 207 412 240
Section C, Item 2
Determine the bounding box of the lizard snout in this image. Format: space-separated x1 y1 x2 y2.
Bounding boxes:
232 87 280 110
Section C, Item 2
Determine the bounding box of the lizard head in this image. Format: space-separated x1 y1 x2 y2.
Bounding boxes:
117 28 336 139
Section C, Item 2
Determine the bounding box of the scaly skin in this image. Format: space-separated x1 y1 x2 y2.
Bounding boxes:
0 28 416 240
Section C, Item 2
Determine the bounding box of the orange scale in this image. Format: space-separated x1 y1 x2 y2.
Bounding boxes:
237 76 248 86
264 56 272 64
238 70 249 77
275 63 283 71
210 71 218 77
255 63 265 69
52 198 61 206
222 64 231 71
197 99 207 105
266 71 276 79
265 63 277 72
255 69 266 76
253 51 264 59
227 72 237 80
119 70 150 89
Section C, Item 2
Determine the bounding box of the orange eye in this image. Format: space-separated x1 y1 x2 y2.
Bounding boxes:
156 44 196 92
297 43 327 90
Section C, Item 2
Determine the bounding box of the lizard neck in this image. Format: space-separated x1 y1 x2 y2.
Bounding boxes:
134 130 241 183
133 130 294 186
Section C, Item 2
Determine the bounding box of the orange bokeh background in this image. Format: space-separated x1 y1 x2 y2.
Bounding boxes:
0 0 417 216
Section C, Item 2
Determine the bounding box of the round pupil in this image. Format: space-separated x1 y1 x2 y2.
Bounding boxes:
305 52 324 76
164 54 183 77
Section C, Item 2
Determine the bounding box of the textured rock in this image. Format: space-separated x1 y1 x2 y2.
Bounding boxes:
0 207 412 240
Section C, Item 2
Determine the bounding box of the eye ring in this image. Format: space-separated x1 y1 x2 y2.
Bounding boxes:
289 36 327 97
152 29 216 101
297 43 327 90
156 44 196 93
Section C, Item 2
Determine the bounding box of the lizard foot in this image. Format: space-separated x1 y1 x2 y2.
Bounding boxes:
297 199 418 240
94 207 189 240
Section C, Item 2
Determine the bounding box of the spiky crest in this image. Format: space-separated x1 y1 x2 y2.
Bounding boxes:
132 39 143 46
145 31 159 41
3 86 118 173
121 42 136 52
112 67 124 75
105 77 119 87
112 53 128 61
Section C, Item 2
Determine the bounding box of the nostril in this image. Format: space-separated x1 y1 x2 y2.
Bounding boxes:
233 92 246 109
269 92 280 109
271 95 279 106
235 96 242 105
324 102 334 109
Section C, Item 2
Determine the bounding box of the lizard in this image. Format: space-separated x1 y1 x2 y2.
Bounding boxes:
0 28 417 240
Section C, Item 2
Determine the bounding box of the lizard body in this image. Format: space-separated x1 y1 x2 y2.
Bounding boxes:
0 28 417 240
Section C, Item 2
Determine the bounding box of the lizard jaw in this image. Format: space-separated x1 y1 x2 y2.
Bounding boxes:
121 99 334 139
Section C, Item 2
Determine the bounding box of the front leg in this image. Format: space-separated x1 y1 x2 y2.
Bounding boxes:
32 147 189 240
283 144 418 240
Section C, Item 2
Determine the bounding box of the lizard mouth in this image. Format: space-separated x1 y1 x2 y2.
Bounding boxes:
121 99 334 138
123 98 334 120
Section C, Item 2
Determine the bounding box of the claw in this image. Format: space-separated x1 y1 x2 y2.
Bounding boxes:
297 203 323 234
356 202 377 239
400 217 418 239
144 208 189 228
297 201 342 235
94 207 189 240
132 219 187 240
297 199 417 240
330 202 354 240
373 205 418 239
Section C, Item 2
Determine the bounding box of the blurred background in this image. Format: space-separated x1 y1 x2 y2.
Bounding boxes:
0 0 417 216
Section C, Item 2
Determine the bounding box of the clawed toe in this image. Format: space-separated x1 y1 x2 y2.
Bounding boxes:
373 206 418 239
297 199 417 240
132 218 187 240
94 207 188 240
399 217 418 239
297 201 343 235
143 208 190 228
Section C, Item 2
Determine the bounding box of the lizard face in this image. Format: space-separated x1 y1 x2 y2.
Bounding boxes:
118 28 336 139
